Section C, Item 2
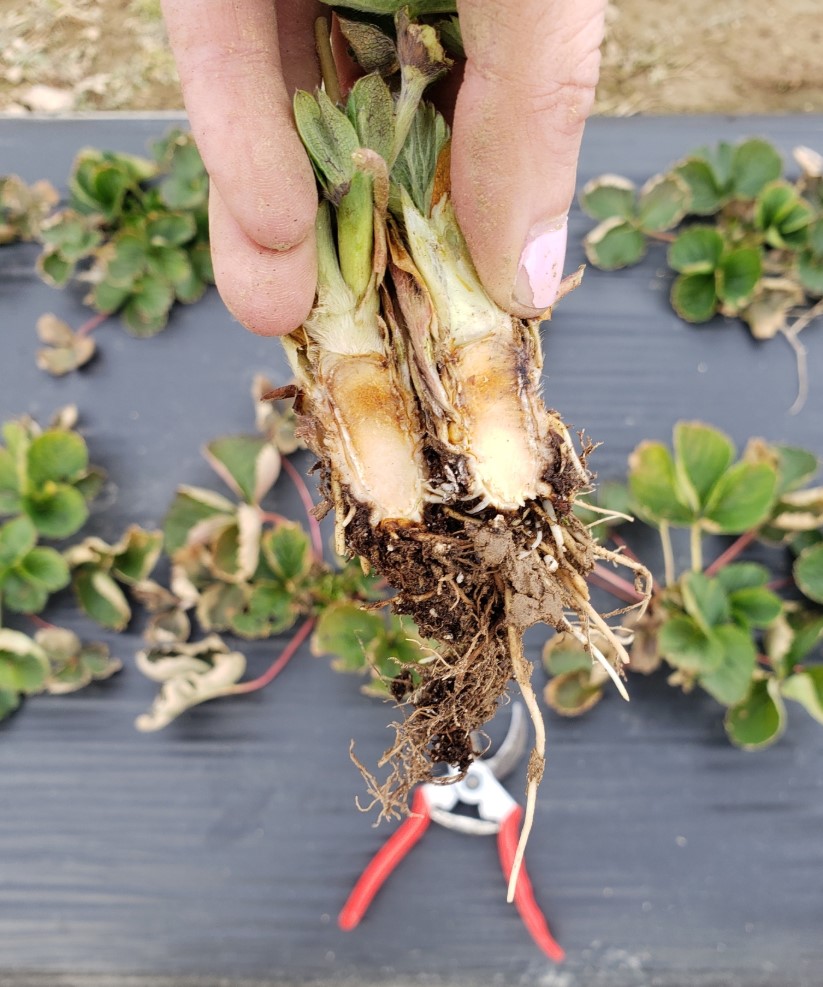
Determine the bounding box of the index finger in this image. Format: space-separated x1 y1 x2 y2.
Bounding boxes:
161 0 319 253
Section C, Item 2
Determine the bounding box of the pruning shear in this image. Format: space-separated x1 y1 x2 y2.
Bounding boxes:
338 703 565 963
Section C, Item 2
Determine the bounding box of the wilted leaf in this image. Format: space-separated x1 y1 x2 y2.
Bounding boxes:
740 277 804 340
72 565 131 631
145 607 192 646
35 628 122 694
111 526 164 584
0 629 49 694
781 667 823 724
583 216 646 270
135 636 246 731
544 670 604 717
164 485 237 555
725 676 785 749
196 581 247 631
204 435 280 504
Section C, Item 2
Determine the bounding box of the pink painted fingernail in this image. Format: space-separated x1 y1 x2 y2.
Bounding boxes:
513 217 568 310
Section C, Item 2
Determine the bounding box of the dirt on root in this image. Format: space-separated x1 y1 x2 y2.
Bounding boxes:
1 0 822 116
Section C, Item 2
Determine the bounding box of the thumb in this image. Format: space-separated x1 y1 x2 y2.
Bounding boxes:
451 0 606 317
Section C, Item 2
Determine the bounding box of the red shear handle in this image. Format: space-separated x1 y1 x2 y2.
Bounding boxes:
338 788 431 931
497 807 565 963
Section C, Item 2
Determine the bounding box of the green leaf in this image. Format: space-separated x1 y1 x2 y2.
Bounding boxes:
583 217 647 270
628 441 695 526
671 272 718 323
731 138 782 199
755 181 812 249
774 445 819 495
146 212 196 247
785 611 823 666
674 158 727 214
121 276 175 337
112 526 163 584
578 175 636 221
794 542 823 604
808 217 823 255
72 566 131 631
203 435 280 504
27 430 88 486
781 667 823 724
703 463 777 534
728 587 782 629
542 632 595 675
262 522 312 584
245 582 297 635
1 572 48 614
0 629 49 693
18 546 70 591
147 246 193 286
636 172 691 232
681 571 730 632
715 562 769 593
311 602 385 671
716 248 762 307
38 210 102 261
0 516 38 569
725 677 786 749
673 421 735 510
0 447 21 514
23 484 88 539
0 689 20 721
90 279 131 315
797 249 823 296
105 233 147 287
700 624 757 706
346 73 395 162
659 614 723 672
163 486 236 554
294 89 359 196
668 226 724 274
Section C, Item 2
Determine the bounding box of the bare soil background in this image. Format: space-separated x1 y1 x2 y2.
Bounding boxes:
1 0 822 116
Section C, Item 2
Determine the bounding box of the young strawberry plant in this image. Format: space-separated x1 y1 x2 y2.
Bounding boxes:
581 140 823 411
0 407 121 720
130 376 431 730
32 129 213 372
545 421 823 749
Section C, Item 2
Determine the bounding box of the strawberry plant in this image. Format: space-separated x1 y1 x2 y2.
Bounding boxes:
581 140 823 411
546 421 823 749
32 129 213 373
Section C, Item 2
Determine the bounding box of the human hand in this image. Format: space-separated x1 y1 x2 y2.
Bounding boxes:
161 0 606 335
